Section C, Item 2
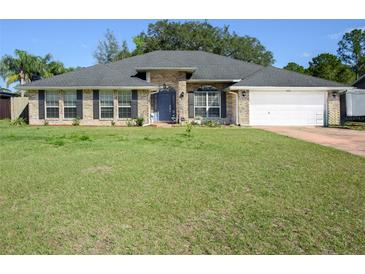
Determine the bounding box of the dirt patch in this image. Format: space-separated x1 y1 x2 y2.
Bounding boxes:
82 165 113 174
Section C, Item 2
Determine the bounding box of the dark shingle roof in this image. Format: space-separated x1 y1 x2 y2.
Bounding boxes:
232 66 349 88
17 50 349 89
19 64 156 88
353 74 365 89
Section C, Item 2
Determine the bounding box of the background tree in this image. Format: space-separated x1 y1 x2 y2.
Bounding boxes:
307 53 355 84
115 41 131 60
0 49 74 87
132 20 274 65
94 29 121 64
0 50 45 86
283 62 307 74
338 29 365 79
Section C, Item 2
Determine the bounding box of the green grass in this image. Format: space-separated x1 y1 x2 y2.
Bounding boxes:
0 121 364 254
340 121 365 131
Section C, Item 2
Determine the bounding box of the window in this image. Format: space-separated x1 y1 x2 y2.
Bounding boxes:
194 91 221 118
45 91 59 118
118 90 132 118
64 91 77 119
99 91 114 119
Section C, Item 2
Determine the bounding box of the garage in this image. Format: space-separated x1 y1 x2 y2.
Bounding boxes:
249 91 326 126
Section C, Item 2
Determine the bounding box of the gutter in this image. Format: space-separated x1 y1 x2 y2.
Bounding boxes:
229 86 351 91
15 86 159 91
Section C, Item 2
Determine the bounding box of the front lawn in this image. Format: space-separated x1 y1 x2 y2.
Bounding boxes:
0 121 364 254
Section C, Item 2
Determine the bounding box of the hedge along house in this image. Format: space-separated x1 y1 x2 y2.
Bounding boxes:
17 50 351 126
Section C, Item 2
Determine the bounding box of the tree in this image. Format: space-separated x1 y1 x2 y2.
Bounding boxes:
307 53 355 84
115 41 131 61
132 20 274 65
94 29 121 64
0 50 75 87
283 62 307 74
338 29 365 79
0 50 45 86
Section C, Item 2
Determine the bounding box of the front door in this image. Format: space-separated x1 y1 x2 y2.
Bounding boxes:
155 88 176 122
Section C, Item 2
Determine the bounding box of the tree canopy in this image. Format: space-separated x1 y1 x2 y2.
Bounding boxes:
132 20 274 65
283 53 355 84
307 53 355 84
338 29 365 78
0 49 76 87
94 29 131 64
283 62 306 74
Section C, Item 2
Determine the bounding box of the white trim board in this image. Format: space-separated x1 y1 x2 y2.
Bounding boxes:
17 86 159 91
229 86 351 91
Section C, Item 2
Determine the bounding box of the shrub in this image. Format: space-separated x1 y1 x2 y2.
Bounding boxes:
111 121 116 127
134 117 144 127
185 123 193 136
126 119 135 127
204 120 219 127
72 118 80 126
10 117 26 126
44 120 49 126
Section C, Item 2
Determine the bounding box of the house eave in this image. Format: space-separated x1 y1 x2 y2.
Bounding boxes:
228 86 352 91
136 67 197 72
16 85 159 91
187 79 241 83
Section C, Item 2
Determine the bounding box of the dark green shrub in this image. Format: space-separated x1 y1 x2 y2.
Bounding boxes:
135 117 144 127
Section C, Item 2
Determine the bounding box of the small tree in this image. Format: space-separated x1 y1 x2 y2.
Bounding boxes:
94 29 121 64
338 29 365 79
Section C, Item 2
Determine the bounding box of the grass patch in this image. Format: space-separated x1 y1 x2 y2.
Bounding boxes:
333 121 365 131
0 120 364 254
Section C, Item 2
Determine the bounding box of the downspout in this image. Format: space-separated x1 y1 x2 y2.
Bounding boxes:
228 91 239 125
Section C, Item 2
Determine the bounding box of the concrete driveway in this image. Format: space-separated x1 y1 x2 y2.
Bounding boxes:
258 126 365 157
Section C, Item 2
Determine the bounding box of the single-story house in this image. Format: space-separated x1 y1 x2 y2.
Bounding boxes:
17 50 351 126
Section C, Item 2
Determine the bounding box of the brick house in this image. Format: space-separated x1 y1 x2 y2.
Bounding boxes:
17 50 350 126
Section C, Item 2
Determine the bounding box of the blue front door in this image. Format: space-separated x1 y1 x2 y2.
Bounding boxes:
156 89 176 121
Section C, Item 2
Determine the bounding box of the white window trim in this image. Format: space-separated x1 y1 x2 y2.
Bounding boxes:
99 90 114 120
63 91 77 120
45 91 60 120
117 90 132 120
194 90 221 119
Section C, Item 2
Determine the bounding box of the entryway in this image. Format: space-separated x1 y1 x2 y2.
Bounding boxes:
151 87 176 122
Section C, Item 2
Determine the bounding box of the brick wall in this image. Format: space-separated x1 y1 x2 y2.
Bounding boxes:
328 91 340 126
28 89 150 126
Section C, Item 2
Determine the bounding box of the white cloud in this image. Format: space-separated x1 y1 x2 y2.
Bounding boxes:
301 52 311 58
327 26 365 40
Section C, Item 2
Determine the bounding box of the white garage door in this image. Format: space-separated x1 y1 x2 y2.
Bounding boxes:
249 91 325 126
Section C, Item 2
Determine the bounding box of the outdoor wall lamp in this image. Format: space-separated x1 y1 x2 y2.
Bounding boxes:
241 91 247 97
180 91 185 98
332 92 337 99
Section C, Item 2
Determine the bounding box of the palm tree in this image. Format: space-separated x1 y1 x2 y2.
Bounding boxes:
0 50 46 87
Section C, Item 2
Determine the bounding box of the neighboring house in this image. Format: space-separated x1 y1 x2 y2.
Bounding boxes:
17 50 350 126
341 74 365 120
0 89 19 120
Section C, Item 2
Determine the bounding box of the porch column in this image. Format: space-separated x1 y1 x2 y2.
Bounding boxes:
178 80 187 123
